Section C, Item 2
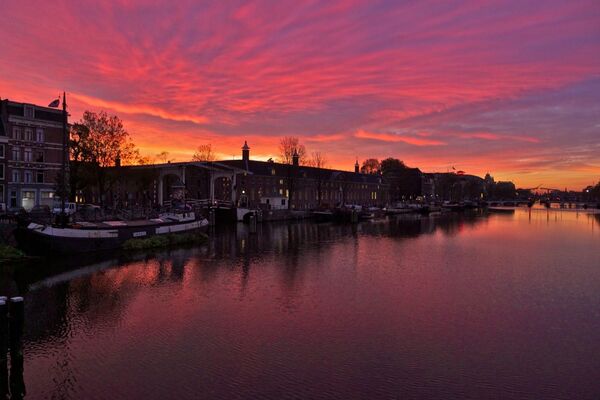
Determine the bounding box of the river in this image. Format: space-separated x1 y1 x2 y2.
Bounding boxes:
2 209 600 399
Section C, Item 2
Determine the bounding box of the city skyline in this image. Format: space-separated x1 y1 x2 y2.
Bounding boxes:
1 1 599 188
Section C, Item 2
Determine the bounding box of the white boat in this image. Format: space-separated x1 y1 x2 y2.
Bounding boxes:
16 211 208 255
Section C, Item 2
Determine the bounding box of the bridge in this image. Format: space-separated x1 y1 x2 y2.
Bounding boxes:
126 161 249 207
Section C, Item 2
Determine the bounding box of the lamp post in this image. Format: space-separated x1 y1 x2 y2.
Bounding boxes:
48 92 69 226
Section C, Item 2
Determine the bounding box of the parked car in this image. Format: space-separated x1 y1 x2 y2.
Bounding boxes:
29 204 51 218
52 202 77 215
6 206 26 217
77 204 101 212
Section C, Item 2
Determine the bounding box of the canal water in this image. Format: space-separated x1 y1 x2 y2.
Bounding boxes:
2 209 600 399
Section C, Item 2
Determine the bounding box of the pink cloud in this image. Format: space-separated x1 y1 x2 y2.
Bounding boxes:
355 130 446 146
0 0 598 188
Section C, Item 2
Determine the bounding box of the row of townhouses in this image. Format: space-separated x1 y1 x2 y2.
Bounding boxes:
0 98 66 211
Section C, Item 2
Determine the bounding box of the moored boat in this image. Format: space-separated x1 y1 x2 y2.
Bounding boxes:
487 206 516 214
442 202 465 211
311 210 335 222
15 211 208 255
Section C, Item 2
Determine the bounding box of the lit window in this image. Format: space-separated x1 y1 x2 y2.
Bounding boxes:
271 168 276 175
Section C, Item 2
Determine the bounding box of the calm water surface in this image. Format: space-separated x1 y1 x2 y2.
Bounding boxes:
2 209 600 399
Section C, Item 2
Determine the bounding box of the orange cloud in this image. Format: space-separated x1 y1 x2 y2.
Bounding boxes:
70 93 209 125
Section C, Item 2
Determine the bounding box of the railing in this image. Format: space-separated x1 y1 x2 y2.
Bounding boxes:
164 199 234 209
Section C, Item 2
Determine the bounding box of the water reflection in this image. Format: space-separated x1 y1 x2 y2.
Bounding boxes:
1 210 599 399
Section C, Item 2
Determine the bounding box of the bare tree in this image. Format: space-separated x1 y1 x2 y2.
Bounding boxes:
136 154 154 165
361 158 381 174
192 144 216 162
308 151 328 169
308 151 328 207
156 151 173 164
278 136 306 165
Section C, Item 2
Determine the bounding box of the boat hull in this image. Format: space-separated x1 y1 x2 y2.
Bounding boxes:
15 218 208 255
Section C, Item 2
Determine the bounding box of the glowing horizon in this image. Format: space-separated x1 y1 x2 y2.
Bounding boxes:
1 0 599 189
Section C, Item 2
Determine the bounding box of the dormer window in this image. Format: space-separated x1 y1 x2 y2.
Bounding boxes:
24 106 34 119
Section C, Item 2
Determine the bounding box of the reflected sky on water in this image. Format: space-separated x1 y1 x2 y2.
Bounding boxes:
2 209 600 399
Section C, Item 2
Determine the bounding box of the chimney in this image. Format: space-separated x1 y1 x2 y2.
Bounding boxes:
355 159 359 173
292 149 299 167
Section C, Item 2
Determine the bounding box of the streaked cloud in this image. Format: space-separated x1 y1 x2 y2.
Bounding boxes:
355 130 446 146
0 0 599 187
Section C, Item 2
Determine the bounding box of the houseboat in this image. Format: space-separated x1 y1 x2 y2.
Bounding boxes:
16 211 208 255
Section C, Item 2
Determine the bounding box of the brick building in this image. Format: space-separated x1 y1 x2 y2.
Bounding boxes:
219 142 388 209
0 98 66 210
99 141 388 210
0 107 7 210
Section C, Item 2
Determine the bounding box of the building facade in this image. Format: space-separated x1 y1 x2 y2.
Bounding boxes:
217 142 388 209
0 103 7 210
0 98 66 210
97 141 389 210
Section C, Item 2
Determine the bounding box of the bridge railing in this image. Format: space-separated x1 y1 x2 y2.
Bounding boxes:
162 198 234 209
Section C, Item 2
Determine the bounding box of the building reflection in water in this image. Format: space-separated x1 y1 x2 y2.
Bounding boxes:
14 213 487 350
1 210 598 398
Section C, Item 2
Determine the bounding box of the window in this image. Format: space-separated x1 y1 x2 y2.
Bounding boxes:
24 148 32 162
0 164 4 179
24 128 33 141
24 106 34 119
12 127 21 140
0 185 4 205
12 147 20 161
279 179 284 185
271 168 276 175
24 170 32 183
10 190 17 208
21 190 35 210
36 128 44 142
40 191 53 206
0 144 4 158
36 170 44 183
35 151 44 163
12 170 19 183
281 199 286 206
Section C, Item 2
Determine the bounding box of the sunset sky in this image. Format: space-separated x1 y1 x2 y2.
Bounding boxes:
1 0 599 189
